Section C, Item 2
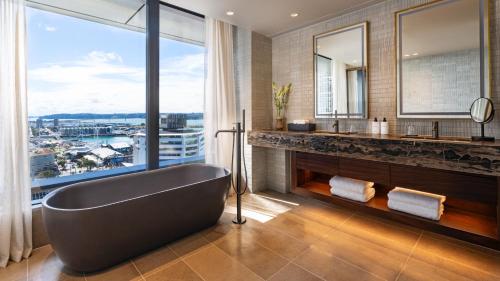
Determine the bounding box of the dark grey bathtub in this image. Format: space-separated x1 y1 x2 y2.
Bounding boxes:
42 164 231 272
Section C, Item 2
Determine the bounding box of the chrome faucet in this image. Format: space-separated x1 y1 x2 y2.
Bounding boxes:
332 110 339 133
432 121 439 139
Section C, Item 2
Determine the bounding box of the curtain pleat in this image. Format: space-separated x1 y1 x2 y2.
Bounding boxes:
204 18 236 174
0 0 33 268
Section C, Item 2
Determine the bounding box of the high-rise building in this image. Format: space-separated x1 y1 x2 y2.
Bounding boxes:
36 117 43 129
160 114 187 130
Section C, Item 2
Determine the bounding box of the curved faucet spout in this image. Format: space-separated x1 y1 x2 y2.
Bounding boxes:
215 129 236 138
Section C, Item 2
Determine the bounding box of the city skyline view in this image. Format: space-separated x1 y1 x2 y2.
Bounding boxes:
27 7 205 117
26 5 206 202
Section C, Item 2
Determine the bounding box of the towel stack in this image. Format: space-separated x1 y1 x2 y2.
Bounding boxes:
329 176 375 202
388 187 446 221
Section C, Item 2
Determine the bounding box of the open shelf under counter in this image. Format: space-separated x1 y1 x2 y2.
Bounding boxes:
291 151 500 250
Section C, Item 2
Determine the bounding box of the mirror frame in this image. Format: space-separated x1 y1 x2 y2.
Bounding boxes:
396 0 490 119
470 97 495 124
313 21 369 119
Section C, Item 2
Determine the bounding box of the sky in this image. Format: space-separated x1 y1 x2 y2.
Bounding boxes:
26 7 205 117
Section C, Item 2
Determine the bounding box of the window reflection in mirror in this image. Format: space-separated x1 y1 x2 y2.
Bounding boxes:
314 22 368 119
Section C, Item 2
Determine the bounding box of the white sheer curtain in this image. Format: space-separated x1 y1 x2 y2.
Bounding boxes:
204 18 236 171
0 0 33 267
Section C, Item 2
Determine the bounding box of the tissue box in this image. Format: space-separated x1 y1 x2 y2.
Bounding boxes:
288 123 316 132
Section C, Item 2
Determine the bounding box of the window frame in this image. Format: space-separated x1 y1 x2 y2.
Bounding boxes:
26 0 205 204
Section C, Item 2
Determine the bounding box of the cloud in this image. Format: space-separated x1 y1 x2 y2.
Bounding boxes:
86 51 123 64
44 25 56 32
28 51 204 116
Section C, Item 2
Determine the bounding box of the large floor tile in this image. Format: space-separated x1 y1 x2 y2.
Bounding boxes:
169 232 211 258
316 228 410 280
85 261 142 281
242 225 309 260
145 261 202 281
412 232 500 278
266 212 332 244
398 256 499 281
184 245 263 281
289 200 353 228
335 213 421 254
132 245 179 276
0 259 27 281
268 263 323 281
294 244 385 281
215 230 288 279
28 246 84 281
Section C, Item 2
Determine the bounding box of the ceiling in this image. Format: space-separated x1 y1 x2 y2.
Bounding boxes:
162 0 384 37
27 0 205 44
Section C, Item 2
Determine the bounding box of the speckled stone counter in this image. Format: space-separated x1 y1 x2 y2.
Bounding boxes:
248 130 500 177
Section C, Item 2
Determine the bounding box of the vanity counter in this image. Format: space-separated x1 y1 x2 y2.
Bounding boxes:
248 130 500 176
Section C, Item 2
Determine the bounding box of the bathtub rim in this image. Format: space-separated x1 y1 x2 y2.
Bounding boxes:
42 163 231 212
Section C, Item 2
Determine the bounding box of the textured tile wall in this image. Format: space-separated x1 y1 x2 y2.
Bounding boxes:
234 27 274 193
272 0 500 139
267 0 500 193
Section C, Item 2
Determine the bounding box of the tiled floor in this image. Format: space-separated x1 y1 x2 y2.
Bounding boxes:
2 190 500 281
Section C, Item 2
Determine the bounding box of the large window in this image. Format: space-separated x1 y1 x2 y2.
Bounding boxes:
27 1 205 204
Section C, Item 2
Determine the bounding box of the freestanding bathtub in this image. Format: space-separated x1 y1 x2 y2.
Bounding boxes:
42 164 231 272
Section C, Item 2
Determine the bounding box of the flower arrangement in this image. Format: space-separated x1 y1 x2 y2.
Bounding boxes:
272 82 292 129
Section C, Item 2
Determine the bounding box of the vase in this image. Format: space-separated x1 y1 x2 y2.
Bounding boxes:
275 118 285 130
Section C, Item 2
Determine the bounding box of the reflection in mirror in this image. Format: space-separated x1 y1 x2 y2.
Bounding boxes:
397 0 489 118
314 22 368 119
470 98 494 123
470 97 495 141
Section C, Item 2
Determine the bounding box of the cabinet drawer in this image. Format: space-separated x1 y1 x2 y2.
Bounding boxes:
338 158 390 185
296 152 338 175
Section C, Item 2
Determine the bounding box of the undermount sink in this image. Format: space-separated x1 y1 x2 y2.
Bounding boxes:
400 135 471 142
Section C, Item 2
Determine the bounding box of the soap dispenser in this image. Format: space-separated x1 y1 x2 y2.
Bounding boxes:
381 118 389 135
371 117 380 134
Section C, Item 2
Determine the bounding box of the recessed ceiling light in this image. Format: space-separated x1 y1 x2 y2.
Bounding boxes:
404 54 410 57
412 53 419 56
290 13 299 17
226 11 234 16
353 60 358 63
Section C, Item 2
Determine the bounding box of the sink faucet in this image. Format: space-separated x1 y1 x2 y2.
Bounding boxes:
332 110 339 133
432 121 439 139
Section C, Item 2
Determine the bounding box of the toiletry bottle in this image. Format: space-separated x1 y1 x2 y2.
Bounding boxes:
381 118 389 135
371 117 380 134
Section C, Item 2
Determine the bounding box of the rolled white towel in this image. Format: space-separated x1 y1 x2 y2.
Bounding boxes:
388 187 446 210
388 199 444 221
329 176 374 195
331 187 375 203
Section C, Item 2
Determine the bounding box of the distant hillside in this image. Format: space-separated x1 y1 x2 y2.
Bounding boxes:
37 113 203 120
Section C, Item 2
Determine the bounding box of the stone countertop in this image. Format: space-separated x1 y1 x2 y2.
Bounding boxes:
247 130 500 177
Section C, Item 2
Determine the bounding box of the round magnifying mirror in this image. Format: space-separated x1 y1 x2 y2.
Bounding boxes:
470 98 494 123
470 97 495 141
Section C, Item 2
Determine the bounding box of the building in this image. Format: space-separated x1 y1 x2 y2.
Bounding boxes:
30 150 59 177
160 114 187 130
60 126 112 137
107 142 132 154
36 117 43 129
90 147 124 166
133 130 204 164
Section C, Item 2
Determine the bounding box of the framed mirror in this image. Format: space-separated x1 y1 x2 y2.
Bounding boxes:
314 22 368 119
396 0 490 118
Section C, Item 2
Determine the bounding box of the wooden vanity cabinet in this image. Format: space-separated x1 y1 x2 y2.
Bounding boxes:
291 151 500 250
